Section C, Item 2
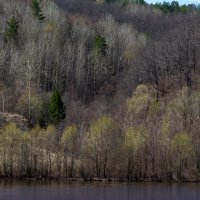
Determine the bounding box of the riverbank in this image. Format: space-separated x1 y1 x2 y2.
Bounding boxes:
1 176 200 183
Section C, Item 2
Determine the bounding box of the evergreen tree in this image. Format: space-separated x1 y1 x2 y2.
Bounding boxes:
4 16 19 42
47 90 65 125
93 34 107 55
31 0 45 21
135 0 146 5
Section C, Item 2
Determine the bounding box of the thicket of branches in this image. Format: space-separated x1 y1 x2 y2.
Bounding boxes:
1 0 200 180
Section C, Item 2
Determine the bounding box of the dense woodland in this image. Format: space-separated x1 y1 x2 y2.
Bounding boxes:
1 0 200 181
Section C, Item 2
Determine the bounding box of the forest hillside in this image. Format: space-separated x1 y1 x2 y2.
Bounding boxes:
0 0 200 181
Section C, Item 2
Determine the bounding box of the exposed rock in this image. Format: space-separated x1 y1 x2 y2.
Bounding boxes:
0 112 30 131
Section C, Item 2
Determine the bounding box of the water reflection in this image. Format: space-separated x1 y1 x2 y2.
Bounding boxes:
0 180 199 200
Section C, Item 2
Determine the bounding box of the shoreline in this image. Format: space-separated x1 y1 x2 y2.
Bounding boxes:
0 177 200 183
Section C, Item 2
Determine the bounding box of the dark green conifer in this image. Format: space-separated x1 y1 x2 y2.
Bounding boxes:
4 16 19 42
93 34 107 55
47 90 65 125
31 0 45 21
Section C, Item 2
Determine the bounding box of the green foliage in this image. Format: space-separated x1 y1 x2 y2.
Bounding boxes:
96 0 121 3
38 93 50 127
88 114 120 144
16 92 43 124
153 1 180 13
127 84 153 120
92 34 107 55
86 114 120 154
4 16 19 42
124 125 147 153
162 88 200 133
171 132 194 177
172 132 194 159
61 124 79 154
83 114 120 177
40 125 56 139
135 0 146 5
47 90 65 125
102 0 146 5
153 1 199 13
31 0 45 21
180 5 187 12
148 98 160 118
0 123 22 140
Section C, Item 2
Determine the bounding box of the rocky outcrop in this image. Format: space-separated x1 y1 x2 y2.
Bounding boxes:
0 112 30 130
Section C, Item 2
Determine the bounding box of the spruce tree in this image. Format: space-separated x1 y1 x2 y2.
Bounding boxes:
31 0 45 21
47 90 65 125
4 16 19 42
93 34 107 55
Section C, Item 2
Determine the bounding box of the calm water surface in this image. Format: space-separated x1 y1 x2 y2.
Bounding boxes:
0 180 199 200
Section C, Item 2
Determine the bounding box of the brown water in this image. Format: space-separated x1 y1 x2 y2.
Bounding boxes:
0 180 199 200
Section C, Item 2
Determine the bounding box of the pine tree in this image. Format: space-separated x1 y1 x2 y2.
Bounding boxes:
93 34 107 55
31 0 45 21
4 16 19 42
47 90 65 125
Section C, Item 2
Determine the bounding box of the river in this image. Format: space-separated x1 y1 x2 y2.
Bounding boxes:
0 180 199 200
